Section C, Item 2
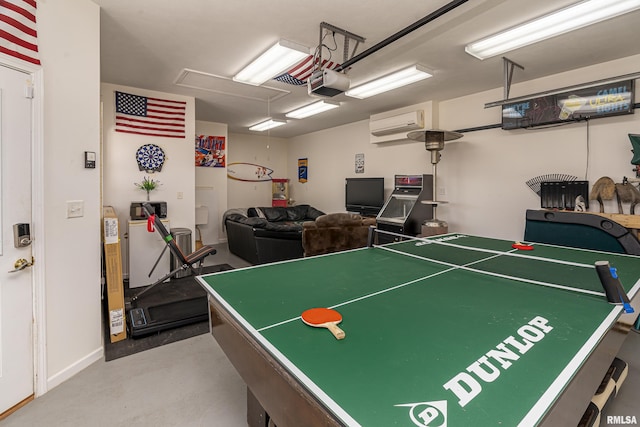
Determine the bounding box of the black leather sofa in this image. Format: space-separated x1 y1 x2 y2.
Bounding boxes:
224 205 325 264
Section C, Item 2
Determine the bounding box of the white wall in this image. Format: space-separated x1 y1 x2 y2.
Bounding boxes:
438 54 640 240
287 120 435 214
37 0 103 388
227 132 288 210
195 120 228 243
101 83 196 268
288 54 640 241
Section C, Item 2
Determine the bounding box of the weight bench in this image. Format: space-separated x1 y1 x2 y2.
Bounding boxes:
127 202 217 337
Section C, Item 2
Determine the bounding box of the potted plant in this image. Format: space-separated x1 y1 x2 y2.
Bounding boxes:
135 176 161 201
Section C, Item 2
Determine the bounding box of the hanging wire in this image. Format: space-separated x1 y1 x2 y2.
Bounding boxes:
312 29 338 72
266 97 271 149
584 119 590 180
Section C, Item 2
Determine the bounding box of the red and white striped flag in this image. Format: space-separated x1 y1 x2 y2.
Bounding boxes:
115 91 186 139
274 55 341 86
0 0 40 65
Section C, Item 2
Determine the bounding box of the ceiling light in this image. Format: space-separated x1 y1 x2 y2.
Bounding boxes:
345 65 433 99
248 118 287 132
465 0 640 60
285 100 340 119
233 39 309 86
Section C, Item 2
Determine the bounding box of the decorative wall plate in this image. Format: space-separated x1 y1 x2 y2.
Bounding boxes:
136 144 165 172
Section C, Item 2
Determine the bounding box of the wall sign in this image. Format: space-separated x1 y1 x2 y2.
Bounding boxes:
298 158 308 183
355 153 364 173
502 80 634 129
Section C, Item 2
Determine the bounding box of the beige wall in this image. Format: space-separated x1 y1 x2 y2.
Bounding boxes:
37 0 102 388
287 120 424 214
288 54 640 241
101 83 196 270
195 120 228 243
438 54 640 240
226 132 288 211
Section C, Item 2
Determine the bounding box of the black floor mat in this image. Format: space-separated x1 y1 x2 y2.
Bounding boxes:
103 264 233 361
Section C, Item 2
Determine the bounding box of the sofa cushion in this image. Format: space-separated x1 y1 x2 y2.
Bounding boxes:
226 214 268 228
249 206 288 222
254 227 302 240
286 205 312 221
247 205 324 222
264 221 303 232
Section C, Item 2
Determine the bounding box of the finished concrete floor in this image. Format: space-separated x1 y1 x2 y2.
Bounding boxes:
2 334 246 427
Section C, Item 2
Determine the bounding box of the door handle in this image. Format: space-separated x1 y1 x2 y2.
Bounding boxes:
9 257 34 273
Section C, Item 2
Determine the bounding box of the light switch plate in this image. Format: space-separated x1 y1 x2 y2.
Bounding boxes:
67 200 84 218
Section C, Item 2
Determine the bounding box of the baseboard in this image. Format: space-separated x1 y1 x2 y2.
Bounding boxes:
46 346 103 391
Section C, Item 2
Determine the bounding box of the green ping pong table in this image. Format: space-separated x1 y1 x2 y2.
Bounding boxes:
196 232 640 427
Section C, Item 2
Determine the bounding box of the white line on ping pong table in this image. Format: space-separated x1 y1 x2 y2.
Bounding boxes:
256 262 465 332
377 230 595 269
256 246 605 333
377 243 605 296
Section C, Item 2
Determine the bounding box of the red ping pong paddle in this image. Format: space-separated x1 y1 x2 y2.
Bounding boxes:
301 308 345 340
512 241 534 251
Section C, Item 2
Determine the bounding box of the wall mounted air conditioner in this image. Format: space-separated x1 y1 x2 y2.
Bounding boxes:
369 110 424 136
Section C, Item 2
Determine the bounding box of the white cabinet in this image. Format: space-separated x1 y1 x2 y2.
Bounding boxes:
128 219 170 288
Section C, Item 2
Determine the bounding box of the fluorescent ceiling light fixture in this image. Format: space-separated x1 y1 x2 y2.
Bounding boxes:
233 39 309 86
466 0 640 60
285 100 340 119
248 118 287 131
345 65 433 99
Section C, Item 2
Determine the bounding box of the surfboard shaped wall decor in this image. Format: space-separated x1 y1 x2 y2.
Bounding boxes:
227 162 274 182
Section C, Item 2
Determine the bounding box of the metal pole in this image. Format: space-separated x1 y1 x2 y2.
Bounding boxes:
334 0 470 72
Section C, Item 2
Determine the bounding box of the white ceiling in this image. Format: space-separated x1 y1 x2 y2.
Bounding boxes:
95 0 640 138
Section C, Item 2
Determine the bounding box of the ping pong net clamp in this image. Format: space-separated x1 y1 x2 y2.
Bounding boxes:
595 261 634 314
128 203 217 305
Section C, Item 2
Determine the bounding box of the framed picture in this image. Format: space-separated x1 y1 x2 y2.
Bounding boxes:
195 135 226 167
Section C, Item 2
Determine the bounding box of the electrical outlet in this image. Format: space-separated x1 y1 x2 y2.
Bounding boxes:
177 192 183 199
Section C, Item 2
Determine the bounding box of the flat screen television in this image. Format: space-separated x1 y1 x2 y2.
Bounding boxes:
345 177 385 216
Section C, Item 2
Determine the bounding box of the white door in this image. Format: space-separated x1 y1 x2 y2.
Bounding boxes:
0 64 34 414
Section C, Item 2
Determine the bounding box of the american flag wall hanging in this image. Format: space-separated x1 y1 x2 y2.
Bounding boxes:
115 91 186 139
274 55 341 86
0 0 41 66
